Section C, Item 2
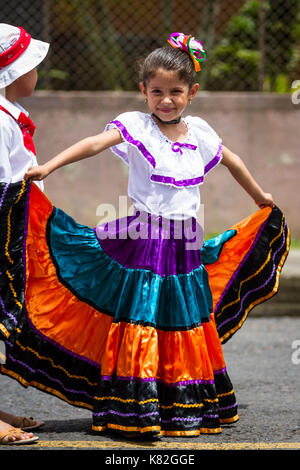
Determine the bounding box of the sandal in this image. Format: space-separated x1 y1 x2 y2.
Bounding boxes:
0 427 39 445
11 416 44 431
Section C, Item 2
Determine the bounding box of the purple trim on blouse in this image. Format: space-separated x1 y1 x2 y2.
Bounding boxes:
150 173 204 187
151 141 222 187
204 142 223 175
110 120 156 168
109 119 223 188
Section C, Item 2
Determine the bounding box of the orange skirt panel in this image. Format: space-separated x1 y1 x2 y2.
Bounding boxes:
206 207 272 312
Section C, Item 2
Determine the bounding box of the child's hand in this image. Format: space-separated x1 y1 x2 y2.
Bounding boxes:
255 192 274 209
24 165 49 182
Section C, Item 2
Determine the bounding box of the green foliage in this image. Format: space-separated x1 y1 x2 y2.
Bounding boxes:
45 0 132 90
37 0 300 91
207 0 300 92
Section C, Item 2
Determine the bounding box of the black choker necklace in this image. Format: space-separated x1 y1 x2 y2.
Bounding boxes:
152 113 181 125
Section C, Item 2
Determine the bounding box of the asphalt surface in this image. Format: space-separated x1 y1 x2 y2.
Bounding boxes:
0 251 299 457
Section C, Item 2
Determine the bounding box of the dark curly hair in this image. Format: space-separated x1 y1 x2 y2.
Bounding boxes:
139 46 196 89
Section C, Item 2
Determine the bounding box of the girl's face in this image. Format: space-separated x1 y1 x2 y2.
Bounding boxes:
139 68 199 122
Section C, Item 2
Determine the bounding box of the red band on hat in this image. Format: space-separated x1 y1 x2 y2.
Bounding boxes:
0 27 31 70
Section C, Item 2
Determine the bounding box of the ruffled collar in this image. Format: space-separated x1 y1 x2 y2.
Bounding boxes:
106 111 223 188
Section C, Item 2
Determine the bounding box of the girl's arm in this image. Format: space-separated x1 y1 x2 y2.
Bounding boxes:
24 128 123 181
221 146 274 208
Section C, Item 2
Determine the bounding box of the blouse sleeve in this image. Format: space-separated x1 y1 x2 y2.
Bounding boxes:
105 111 154 167
190 116 223 177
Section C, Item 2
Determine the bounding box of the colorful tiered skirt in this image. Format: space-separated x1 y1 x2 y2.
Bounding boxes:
0 181 290 437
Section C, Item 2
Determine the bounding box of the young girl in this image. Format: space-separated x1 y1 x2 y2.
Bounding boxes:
0 32 289 439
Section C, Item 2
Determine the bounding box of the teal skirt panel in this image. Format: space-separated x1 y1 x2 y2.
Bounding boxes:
48 207 216 329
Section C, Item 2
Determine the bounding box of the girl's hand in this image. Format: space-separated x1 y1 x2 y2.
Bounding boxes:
24 164 50 182
255 192 274 209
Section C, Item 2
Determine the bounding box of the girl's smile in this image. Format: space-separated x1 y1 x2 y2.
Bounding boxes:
139 68 199 123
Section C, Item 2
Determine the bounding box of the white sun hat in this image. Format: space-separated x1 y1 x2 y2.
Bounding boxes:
0 23 49 89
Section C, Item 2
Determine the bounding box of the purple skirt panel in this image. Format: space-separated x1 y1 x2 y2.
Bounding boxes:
94 210 204 277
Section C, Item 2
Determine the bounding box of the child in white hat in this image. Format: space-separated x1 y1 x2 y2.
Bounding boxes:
0 23 48 445
0 23 49 192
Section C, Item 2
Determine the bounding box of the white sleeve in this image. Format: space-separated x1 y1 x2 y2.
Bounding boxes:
0 113 13 182
105 112 154 167
190 116 223 176
105 112 136 165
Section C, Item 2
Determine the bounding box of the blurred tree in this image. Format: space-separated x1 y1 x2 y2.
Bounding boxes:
265 0 300 92
207 0 300 92
197 0 221 90
5 0 299 92
48 0 131 90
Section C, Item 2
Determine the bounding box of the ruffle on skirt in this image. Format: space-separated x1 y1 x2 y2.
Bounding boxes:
0 181 290 437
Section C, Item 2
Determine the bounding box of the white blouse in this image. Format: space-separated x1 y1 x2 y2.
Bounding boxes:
0 94 44 191
106 111 223 220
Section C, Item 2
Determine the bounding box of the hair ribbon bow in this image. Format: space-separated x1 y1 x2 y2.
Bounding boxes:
167 32 206 72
